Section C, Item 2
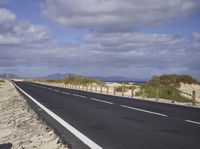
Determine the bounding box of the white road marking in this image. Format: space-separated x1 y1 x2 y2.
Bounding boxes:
90 98 114 105
62 92 70 95
13 82 102 149
48 88 54 91
185 120 200 125
72 94 87 98
55 90 61 93
120 105 167 117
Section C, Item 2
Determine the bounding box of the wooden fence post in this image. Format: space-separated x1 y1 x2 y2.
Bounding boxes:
131 88 134 97
122 84 125 96
90 84 92 91
172 90 175 103
95 86 97 92
156 88 159 101
192 90 196 106
107 86 109 94
114 86 116 95
142 89 145 99
86 85 88 91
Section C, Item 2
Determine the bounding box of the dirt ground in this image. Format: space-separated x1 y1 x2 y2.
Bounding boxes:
0 80 68 149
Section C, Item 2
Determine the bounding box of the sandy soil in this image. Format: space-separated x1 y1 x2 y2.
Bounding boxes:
179 83 200 103
0 80 68 149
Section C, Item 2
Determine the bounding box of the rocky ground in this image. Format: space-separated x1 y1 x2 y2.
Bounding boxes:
0 80 68 149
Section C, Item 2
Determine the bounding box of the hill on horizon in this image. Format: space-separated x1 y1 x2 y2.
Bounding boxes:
40 73 144 82
0 74 20 79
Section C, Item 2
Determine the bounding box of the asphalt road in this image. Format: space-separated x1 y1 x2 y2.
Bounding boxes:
13 81 200 149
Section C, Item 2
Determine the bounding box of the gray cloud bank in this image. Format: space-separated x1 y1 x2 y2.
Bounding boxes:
0 0 200 80
42 0 200 31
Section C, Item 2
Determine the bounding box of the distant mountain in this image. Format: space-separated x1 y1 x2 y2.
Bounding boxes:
40 73 65 80
40 73 145 83
40 73 75 80
0 74 20 79
89 76 135 82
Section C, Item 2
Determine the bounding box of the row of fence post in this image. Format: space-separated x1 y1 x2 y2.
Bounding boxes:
141 87 197 105
56 83 136 98
47 82 197 106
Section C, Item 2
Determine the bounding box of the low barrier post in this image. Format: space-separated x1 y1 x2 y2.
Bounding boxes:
192 90 196 106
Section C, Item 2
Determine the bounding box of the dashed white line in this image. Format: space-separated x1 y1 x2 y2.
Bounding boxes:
185 120 200 125
62 92 70 95
72 94 87 98
120 105 167 117
13 82 102 149
48 88 54 91
53 89 59 92
90 98 114 105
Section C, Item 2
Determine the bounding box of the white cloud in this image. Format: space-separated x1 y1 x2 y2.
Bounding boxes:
0 31 199 79
83 32 183 52
0 8 50 44
0 8 16 25
192 32 200 41
0 5 199 80
42 0 200 31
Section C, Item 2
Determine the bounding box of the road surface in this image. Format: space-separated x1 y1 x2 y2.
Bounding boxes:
13 81 200 149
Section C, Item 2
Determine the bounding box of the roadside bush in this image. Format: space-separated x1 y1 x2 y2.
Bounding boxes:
135 82 190 102
148 74 198 88
135 74 197 102
44 75 104 86
115 85 136 92
0 80 5 82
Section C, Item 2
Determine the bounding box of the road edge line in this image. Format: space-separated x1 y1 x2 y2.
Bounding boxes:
12 81 102 149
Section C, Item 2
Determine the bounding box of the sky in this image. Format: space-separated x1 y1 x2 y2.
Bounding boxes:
0 0 200 80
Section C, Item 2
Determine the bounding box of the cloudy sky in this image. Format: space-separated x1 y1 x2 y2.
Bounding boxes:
0 0 200 80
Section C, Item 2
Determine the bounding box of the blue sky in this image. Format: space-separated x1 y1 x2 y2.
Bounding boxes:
0 0 200 80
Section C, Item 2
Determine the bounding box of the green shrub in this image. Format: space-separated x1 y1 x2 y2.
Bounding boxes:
118 82 130 85
135 74 195 102
44 75 103 86
148 74 198 88
0 80 5 82
115 85 136 92
136 84 190 102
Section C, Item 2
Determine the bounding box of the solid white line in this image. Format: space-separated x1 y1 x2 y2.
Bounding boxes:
120 105 167 117
90 98 114 105
185 120 200 125
13 82 102 149
72 94 87 98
